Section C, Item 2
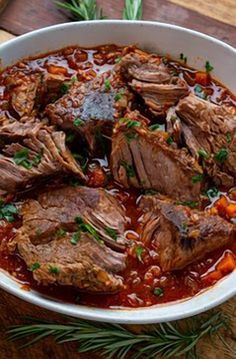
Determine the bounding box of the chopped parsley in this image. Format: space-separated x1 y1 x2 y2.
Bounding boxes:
226 132 232 143
29 262 40 272
70 231 81 245
206 187 219 200
135 246 143 263
13 147 42 169
177 201 199 209
66 132 76 143
104 79 111 91
75 216 103 244
60 82 70 94
205 61 214 73
0 201 18 222
153 287 164 297
198 148 209 160
114 91 124 101
166 136 174 145
125 132 137 143
115 56 122 64
71 75 77 83
49 265 60 274
180 53 187 63
56 228 66 237
192 174 203 184
73 118 84 127
105 227 118 241
120 161 135 178
126 120 141 129
214 148 228 163
194 85 207 99
149 124 160 131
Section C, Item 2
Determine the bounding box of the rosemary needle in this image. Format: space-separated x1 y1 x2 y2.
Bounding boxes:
123 0 143 20
7 311 235 358
55 0 106 21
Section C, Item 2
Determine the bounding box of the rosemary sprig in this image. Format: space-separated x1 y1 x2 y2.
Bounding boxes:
123 0 143 20
7 311 235 358
55 0 106 20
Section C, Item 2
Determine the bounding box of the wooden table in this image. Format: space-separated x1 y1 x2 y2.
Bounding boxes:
0 1 235 358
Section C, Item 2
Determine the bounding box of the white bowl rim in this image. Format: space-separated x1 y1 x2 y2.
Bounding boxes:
0 20 235 324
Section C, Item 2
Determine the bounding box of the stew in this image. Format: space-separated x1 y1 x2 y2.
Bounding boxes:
0 44 235 308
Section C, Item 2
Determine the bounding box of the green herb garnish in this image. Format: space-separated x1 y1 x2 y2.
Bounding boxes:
226 132 232 143
149 124 160 131
49 265 60 275
60 82 70 94
104 79 111 91
66 132 76 143
205 61 214 73
115 56 122 64
120 160 135 178
0 202 18 222
192 174 203 183
214 148 228 163
180 53 187 63
126 120 141 129
123 0 142 20
153 287 164 297
114 91 124 101
73 118 84 127
166 136 174 145
105 227 118 241
13 148 42 169
56 228 66 237
194 85 207 99
75 217 103 244
29 263 40 272
135 246 143 262
124 132 137 143
144 189 158 195
177 201 199 209
206 187 219 200
70 232 81 245
55 0 106 21
198 148 209 160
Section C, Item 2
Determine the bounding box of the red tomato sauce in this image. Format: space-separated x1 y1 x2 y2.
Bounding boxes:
0 45 235 308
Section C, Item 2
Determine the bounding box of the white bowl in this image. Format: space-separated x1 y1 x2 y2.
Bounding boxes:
0 20 235 324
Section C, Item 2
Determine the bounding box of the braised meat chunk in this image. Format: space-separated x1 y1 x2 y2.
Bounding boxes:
119 53 189 115
140 195 236 271
176 93 236 187
14 186 127 250
13 233 125 292
10 186 127 292
0 123 85 193
111 111 203 201
46 71 132 153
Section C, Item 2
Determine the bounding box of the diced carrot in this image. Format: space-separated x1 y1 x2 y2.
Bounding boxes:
225 203 236 218
195 71 209 86
214 196 229 212
47 65 67 75
203 270 222 284
217 253 236 275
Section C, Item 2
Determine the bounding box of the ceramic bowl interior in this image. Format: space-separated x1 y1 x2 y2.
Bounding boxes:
0 20 235 324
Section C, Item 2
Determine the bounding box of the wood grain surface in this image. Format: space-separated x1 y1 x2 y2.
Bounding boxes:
0 1 235 358
0 0 235 46
169 0 236 26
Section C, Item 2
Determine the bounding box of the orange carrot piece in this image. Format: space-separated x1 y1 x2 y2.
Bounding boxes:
195 72 209 86
203 270 222 284
225 203 236 218
217 253 236 275
47 65 67 75
215 196 229 212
